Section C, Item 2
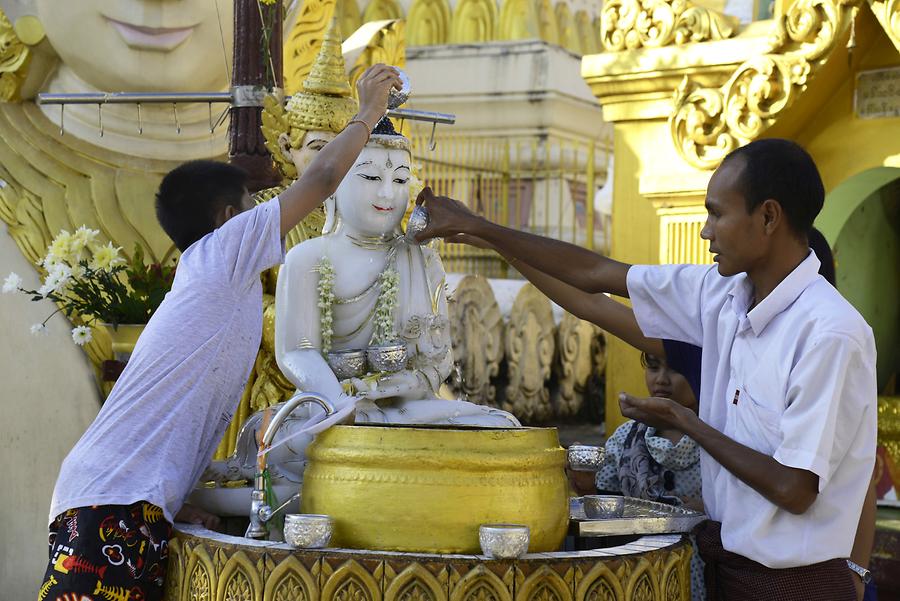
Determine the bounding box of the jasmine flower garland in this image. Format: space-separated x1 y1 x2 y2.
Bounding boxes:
316 257 336 353
371 268 400 345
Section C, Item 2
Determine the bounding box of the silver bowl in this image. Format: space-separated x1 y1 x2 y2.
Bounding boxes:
387 68 411 109
283 514 333 549
326 349 367 380
583 495 625 519
479 524 530 559
367 343 408 373
405 205 429 244
567 444 606 472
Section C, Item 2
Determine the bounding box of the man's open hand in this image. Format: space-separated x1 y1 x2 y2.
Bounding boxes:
618 392 689 431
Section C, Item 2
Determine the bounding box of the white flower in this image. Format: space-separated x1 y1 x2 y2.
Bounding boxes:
89 241 125 271
40 267 71 296
71 325 92 346
2 272 22 293
69 226 99 259
30 323 48 336
46 230 73 263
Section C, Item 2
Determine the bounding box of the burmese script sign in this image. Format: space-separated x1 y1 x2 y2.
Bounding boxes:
855 67 900 119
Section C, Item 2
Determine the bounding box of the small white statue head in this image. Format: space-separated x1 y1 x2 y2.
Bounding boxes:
327 118 412 238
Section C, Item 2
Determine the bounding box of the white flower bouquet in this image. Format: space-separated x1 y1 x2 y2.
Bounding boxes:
3 227 175 344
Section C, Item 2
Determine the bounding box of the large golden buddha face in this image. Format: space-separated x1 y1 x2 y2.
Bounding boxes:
34 0 233 92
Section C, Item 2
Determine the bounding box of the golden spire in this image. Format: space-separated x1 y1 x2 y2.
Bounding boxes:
302 18 353 97
284 17 357 135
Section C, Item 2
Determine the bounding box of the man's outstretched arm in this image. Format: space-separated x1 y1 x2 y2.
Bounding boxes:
415 188 632 297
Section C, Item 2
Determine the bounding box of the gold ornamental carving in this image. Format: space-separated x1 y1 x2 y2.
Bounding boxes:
599 0 738 51
503 284 556 423
867 0 900 51
321 560 383 601
263 555 320 601
447 275 505 407
216 551 264 601
283 0 339 95
670 0 865 169
450 565 514 601
555 313 604 418
167 529 692 601
384 563 448 601
0 9 31 102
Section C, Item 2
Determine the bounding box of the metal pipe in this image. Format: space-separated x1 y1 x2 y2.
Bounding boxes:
246 392 335 539
37 92 456 125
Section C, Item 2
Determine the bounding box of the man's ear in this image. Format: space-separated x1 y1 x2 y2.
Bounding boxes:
761 198 782 234
215 204 237 227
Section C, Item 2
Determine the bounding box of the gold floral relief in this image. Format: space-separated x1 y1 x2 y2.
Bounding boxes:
670 0 866 169
599 0 737 51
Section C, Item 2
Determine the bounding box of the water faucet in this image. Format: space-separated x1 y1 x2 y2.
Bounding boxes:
246 392 335 539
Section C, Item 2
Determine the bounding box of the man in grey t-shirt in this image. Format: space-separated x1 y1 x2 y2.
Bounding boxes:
40 65 402 601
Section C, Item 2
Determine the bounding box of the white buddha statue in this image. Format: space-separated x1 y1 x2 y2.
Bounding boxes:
273 119 519 429
202 120 518 487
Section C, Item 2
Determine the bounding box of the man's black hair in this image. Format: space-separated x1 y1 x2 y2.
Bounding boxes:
809 227 836 286
722 138 825 237
155 160 248 251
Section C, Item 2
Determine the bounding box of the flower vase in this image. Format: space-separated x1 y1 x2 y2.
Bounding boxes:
101 324 145 384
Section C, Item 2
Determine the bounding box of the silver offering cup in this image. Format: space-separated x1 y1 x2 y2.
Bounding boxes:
387 68 411 109
582 495 625 519
283 514 333 549
326 349 367 380
478 524 530 559
367 343 408 373
567 444 606 471
405 205 429 244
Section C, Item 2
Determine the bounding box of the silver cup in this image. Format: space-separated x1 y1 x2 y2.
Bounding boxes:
478 524 530 559
367 343 408 373
582 495 625 519
567 444 606 472
326 349 367 380
405 205 429 244
388 68 411 109
283 514 333 549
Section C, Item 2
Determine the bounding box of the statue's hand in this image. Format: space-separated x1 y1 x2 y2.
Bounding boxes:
353 371 424 400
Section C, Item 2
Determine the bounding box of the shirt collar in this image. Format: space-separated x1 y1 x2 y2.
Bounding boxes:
727 250 821 337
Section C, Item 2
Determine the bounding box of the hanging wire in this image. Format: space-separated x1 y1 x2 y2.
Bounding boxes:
255 0 279 89
214 0 232 85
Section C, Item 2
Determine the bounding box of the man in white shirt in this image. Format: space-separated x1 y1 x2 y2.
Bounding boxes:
415 138 877 600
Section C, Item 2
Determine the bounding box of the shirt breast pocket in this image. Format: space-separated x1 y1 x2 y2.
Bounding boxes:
731 383 783 456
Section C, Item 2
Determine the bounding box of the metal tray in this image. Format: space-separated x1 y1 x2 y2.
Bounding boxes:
571 496 707 537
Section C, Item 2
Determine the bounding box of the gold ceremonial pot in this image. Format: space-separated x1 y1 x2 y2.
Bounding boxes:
300 424 569 553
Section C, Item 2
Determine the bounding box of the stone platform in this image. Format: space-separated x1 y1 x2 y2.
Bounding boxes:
165 525 691 601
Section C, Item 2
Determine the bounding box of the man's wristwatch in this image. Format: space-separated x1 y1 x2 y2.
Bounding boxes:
846 560 872 584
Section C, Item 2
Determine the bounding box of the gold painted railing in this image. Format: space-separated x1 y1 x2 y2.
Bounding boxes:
410 131 608 277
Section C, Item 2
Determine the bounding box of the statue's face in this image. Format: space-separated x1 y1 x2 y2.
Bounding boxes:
334 146 411 237
287 130 337 175
34 0 233 92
